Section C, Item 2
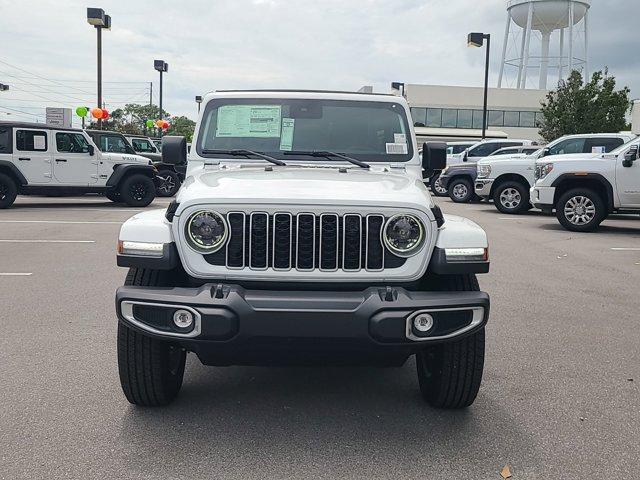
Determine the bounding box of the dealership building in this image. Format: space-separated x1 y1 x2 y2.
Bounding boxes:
399 84 548 143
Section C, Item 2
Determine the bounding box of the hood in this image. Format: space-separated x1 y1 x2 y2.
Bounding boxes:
175 165 432 210
478 154 535 166
135 152 163 163
534 152 604 164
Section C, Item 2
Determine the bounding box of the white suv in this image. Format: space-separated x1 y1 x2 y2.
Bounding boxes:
114 89 492 409
0 121 157 208
531 136 640 231
476 133 634 214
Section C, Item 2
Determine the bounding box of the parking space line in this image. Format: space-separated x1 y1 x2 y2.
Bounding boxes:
0 220 122 225
0 273 33 276
611 247 640 251
0 240 95 243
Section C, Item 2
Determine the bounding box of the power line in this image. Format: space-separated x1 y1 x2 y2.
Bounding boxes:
0 59 96 96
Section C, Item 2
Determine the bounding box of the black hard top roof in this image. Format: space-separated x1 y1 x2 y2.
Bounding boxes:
0 121 82 133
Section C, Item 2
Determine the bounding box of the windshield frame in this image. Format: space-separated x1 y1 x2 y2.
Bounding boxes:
609 136 640 156
195 97 414 163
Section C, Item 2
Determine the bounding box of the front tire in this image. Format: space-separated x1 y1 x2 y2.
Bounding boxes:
429 172 448 197
448 178 474 203
556 188 606 232
156 170 180 197
492 180 530 214
119 174 156 207
416 274 485 409
117 268 186 406
0 173 18 209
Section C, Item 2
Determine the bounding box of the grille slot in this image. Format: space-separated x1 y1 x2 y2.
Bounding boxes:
203 212 407 272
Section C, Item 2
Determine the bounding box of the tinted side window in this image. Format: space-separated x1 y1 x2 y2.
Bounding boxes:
100 135 129 154
0 127 11 154
56 132 90 153
131 138 154 153
585 138 624 153
469 143 502 157
548 138 585 155
16 130 48 152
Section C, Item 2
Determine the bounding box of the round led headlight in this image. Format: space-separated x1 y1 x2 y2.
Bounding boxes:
383 214 425 257
185 210 228 253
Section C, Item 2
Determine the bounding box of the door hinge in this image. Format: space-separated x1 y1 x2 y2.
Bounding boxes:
44 173 52 178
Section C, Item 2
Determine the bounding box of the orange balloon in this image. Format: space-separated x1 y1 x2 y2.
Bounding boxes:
155 120 164 128
91 108 103 119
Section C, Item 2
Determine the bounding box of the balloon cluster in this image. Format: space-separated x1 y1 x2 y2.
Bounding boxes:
155 119 170 130
75 106 109 120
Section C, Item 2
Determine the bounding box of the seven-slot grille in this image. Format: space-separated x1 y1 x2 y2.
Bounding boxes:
203 212 407 272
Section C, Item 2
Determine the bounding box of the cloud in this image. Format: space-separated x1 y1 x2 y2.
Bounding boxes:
0 0 637 124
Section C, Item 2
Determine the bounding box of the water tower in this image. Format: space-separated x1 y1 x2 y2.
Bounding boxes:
498 0 591 90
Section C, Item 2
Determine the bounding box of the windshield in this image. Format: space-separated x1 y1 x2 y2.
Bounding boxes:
449 144 472 155
610 136 640 155
197 98 413 162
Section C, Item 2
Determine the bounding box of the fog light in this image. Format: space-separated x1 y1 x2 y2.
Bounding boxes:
413 313 434 333
173 309 194 329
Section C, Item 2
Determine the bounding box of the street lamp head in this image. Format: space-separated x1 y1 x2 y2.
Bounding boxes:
87 8 106 27
154 60 169 73
468 32 487 48
0 83 9 91
195 95 203 104
104 14 112 30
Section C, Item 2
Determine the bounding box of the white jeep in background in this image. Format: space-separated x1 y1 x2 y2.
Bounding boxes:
476 133 634 214
114 90 491 409
531 136 640 231
0 121 157 208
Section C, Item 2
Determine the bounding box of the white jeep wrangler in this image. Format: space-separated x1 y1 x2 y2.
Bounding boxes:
531 136 640 231
476 133 634 214
114 90 491 409
0 121 157 208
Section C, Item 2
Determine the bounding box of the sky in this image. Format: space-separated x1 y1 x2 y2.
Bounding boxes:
0 0 638 125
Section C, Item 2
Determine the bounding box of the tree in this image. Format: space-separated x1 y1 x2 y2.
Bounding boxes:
538 69 631 142
166 115 196 141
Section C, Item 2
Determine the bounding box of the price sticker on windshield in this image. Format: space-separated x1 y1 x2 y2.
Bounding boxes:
386 143 408 154
394 133 407 144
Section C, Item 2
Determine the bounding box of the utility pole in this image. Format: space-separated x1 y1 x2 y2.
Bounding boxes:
154 60 168 136
87 8 111 129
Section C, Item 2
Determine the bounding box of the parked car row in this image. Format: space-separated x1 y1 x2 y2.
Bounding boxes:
0 122 188 209
427 132 639 232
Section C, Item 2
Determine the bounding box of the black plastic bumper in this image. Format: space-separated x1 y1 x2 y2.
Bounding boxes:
116 284 490 366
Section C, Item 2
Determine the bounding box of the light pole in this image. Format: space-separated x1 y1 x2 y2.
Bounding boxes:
0 83 8 92
195 95 203 113
154 60 168 136
468 32 491 139
87 8 111 129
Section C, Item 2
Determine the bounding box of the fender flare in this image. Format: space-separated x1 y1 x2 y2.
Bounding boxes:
0 160 28 186
106 164 156 189
551 173 615 211
428 214 489 274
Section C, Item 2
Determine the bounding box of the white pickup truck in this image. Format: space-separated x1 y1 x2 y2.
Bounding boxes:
531 136 640 231
475 133 634 214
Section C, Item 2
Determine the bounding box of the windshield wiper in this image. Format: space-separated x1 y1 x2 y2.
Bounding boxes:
201 149 286 166
284 150 370 169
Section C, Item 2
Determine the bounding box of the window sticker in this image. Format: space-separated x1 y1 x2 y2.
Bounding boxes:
216 105 282 138
394 133 407 144
279 118 295 151
386 143 408 154
33 134 46 150
591 146 606 154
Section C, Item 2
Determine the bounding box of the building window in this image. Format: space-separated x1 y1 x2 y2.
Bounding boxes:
410 108 426 126
504 111 520 127
426 108 442 127
441 109 457 128
457 109 473 128
472 110 485 129
488 110 504 127
519 111 536 127
535 112 544 127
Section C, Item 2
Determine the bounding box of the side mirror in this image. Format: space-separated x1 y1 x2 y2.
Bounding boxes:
623 145 639 167
162 136 187 165
540 148 550 158
87 144 95 156
462 150 468 162
421 142 447 179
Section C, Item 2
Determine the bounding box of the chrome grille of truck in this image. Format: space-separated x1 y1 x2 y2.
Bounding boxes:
205 212 405 271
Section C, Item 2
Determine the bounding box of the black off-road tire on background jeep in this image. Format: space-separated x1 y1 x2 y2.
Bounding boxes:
119 174 156 207
429 172 448 197
492 180 531 214
156 169 181 197
118 268 187 406
556 188 606 232
105 191 121 203
0 173 18 209
448 177 474 203
416 274 485 409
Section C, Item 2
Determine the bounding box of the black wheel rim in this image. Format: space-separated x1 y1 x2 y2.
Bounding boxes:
130 183 147 201
159 176 176 194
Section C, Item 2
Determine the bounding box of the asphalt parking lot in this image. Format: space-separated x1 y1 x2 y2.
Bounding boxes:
1 195 639 480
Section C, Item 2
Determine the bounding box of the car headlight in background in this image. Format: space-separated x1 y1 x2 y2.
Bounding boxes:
185 210 228 253
383 214 425 257
535 163 554 180
477 164 491 178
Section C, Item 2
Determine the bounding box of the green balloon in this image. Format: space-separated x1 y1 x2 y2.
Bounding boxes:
146 119 154 128
76 106 88 117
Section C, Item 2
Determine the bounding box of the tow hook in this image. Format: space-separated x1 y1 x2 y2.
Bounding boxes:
380 286 398 302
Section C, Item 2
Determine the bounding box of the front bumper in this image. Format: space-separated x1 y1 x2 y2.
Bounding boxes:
116 284 490 366
474 179 494 198
530 185 555 211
